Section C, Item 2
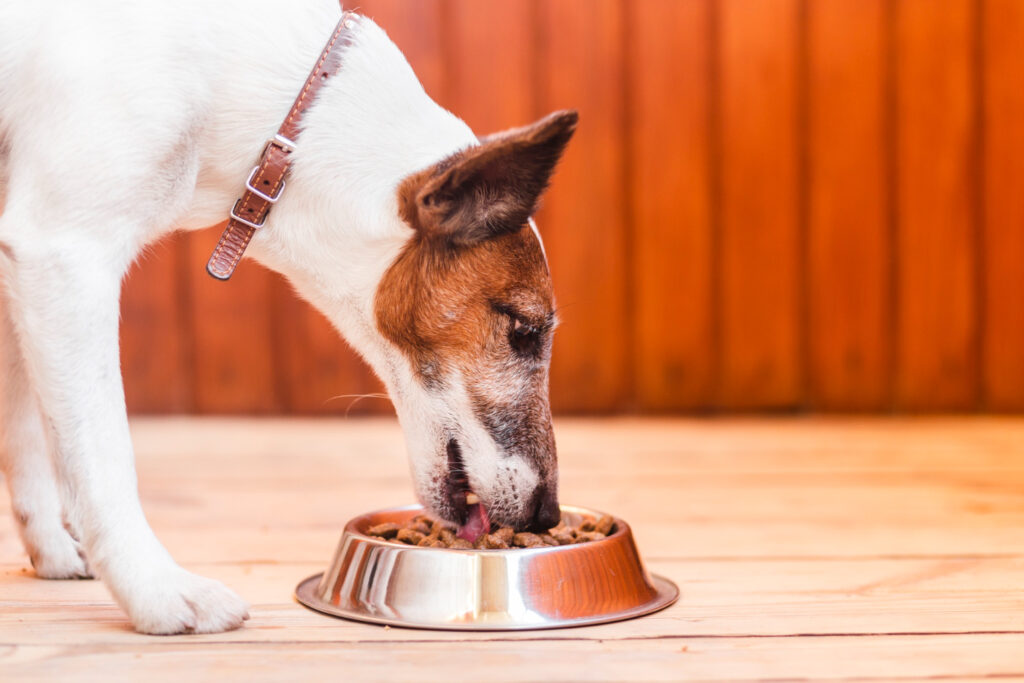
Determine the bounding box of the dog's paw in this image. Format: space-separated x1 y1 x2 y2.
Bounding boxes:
123 569 250 635
27 527 93 580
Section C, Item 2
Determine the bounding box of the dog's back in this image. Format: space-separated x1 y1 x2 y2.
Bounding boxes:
0 0 355 242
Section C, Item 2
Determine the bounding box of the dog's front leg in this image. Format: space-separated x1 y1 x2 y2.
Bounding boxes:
0 300 91 579
4 241 248 634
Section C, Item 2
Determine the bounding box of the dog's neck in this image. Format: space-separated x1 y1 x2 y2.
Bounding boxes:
245 16 477 362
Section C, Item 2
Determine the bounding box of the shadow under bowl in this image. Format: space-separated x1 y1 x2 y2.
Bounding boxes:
294 504 678 630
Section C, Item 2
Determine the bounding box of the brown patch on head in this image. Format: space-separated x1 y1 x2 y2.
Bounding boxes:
379 108 578 391
375 111 577 519
375 226 554 387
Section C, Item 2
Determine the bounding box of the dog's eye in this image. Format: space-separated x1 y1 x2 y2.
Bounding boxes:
510 318 542 356
513 318 537 337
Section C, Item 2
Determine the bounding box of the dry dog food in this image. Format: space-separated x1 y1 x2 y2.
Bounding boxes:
366 513 616 549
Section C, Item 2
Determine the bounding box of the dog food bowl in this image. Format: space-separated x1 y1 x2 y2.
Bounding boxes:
294 504 678 630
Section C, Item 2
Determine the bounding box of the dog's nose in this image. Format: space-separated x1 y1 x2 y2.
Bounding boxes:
527 482 560 531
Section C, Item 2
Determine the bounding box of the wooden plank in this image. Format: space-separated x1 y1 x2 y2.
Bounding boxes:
630 0 714 411
122 473 1024 562
4 633 1024 682
184 225 280 413
6 557 1024 643
982 0 1024 410
120 233 192 413
894 0 978 410
717 0 802 409
806 0 890 410
535 0 628 412
442 0 533 132
118 415 1024 473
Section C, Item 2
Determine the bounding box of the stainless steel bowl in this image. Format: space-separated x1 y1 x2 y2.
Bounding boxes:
295 504 678 630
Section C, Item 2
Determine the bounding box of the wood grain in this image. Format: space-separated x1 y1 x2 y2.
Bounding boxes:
982 0 1024 410
717 0 802 409
120 233 192 412
894 0 979 410
185 225 281 414
631 0 714 411
535 0 629 413
4 417 1024 680
806 0 890 410
442 0 534 133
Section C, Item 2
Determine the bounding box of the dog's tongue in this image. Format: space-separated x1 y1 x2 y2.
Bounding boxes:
457 501 490 543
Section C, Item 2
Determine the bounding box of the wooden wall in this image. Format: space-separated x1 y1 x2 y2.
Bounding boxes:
107 0 1024 414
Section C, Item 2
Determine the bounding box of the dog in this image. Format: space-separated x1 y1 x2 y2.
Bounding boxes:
0 0 576 634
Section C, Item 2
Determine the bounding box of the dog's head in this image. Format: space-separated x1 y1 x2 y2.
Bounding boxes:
374 110 577 532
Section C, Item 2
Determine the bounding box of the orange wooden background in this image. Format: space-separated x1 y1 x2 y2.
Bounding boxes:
113 0 1024 415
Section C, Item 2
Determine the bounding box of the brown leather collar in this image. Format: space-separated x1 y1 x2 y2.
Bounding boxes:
207 11 356 280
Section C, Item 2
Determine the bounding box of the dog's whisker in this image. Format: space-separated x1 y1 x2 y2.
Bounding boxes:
321 393 394 418
323 393 390 404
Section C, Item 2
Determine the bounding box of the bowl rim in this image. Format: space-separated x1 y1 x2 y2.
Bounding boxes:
344 503 630 553
295 571 679 632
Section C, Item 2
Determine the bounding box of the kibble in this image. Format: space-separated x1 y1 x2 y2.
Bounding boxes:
365 513 617 549
395 528 425 545
480 533 509 549
493 527 515 545
367 522 400 539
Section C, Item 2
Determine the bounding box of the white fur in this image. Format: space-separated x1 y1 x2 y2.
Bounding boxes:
0 0 526 634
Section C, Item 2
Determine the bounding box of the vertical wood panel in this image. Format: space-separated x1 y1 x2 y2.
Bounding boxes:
273 292 386 415
806 0 890 410
443 0 534 132
121 234 192 413
631 0 714 411
536 0 628 412
983 0 1024 410
185 225 280 413
717 0 801 409
895 0 978 410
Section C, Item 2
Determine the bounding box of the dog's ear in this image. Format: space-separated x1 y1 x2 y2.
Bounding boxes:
399 110 578 246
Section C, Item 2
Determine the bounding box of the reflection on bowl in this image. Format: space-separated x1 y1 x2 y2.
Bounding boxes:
295 504 678 630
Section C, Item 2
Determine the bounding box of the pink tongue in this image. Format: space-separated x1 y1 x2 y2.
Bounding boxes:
457 502 490 542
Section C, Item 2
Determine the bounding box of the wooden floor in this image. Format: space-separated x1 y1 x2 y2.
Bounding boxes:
3 417 1024 681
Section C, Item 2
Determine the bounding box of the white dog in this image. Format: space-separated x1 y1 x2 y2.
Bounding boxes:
0 0 576 634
